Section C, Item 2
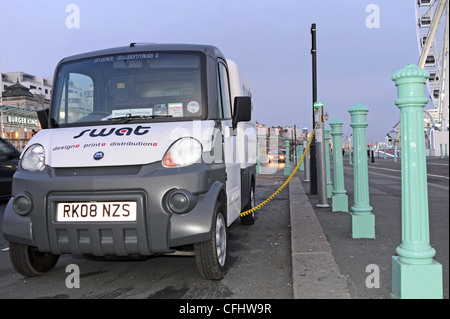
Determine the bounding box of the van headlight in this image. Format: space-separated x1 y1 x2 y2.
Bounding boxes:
162 138 202 168
21 144 46 171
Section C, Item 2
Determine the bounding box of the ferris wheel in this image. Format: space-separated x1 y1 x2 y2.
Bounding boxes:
416 0 449 132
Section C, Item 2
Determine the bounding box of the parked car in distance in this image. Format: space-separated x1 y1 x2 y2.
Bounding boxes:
268 149 286 163
0 138 20 199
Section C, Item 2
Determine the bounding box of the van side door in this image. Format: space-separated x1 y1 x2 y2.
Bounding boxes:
217 59 241 224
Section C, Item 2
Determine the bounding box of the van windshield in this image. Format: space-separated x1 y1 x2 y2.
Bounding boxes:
51 52 205 127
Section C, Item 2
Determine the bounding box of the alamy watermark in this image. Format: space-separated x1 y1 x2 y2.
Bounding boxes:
365 264 380 289
65 264 80 288
66 4 80 29
65 4 380 30
365 4 380 29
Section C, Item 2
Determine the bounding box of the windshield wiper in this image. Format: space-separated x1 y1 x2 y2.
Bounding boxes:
107 114 173 124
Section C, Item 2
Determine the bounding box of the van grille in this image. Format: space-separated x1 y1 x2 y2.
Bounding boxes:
54 165 142 177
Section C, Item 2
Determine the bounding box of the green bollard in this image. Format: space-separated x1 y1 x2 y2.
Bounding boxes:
329 119 348 212
440 144 443 159
349 104 375 239
298 145 304 171
324 128 332 198
284 140 291 176
391 64 443 299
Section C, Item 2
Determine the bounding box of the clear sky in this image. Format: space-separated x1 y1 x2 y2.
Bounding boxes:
0 0 424 143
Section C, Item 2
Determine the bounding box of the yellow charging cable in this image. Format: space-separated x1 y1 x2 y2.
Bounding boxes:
240 122 318 217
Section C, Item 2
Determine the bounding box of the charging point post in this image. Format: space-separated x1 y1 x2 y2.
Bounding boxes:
314 102 329 208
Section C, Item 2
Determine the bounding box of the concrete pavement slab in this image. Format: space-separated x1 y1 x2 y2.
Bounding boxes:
289 176 351 299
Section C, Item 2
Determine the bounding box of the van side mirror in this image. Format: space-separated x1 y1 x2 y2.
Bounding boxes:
232 96 252 128
37 109 50 129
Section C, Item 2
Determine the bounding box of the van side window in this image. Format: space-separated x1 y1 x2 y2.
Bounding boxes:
217 61 232 119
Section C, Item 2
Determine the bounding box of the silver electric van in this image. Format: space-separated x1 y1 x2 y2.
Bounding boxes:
2 44 257 280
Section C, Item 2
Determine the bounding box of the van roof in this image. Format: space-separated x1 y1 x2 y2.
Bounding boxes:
58 43 225 64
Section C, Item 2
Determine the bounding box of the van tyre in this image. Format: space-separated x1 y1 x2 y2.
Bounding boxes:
194 201 227 280
9 242 59 277
240 183 255 225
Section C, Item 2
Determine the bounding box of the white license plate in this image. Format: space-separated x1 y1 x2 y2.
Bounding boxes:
57 202 137 222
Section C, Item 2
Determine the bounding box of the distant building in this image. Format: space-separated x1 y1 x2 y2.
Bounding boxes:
2 80 50 111
1 71 51 150
1 71 52 101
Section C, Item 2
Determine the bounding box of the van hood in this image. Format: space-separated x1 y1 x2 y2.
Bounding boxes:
27 121 216 168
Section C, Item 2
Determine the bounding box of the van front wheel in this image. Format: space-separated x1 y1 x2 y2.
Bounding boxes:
194 201 227 280
9 242 59 277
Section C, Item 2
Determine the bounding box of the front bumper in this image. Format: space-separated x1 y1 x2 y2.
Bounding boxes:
2 161 225 256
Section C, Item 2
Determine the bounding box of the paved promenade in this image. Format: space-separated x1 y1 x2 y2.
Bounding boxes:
287 156 449 299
